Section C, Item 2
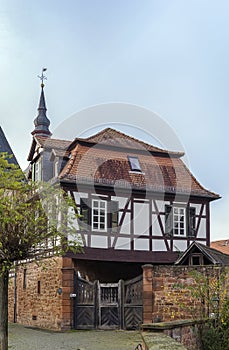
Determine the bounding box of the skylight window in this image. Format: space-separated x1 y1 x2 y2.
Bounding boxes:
128 156 142 172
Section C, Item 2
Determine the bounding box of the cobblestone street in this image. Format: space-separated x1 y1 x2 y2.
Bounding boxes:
9 323 142 350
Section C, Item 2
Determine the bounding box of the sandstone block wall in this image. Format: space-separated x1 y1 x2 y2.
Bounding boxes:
8 257 75 330
142 265 229 323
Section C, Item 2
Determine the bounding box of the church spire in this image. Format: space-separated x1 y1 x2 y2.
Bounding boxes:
31 68 52 137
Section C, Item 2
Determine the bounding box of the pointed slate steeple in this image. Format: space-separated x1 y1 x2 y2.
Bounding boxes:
0 126 19 166
32 69 52 137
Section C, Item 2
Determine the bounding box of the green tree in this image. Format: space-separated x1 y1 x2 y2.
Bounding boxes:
185 270 229 350
0 152 81 350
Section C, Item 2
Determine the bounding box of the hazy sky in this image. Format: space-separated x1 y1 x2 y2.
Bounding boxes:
0 0 228 241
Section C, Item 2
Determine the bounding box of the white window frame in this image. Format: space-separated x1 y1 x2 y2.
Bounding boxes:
92 199 107 232
32 163 36 181
32 158 42 181
173 206 186 236
54 159 59 177
36 159 42 181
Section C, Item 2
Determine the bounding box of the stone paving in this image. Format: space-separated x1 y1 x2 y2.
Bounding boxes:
9 323 142 350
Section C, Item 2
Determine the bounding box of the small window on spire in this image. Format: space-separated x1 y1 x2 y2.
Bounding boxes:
128 156 142 172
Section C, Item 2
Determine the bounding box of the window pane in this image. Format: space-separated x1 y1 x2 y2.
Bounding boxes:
128 156 142 172
173 206 186 236
92 199 107 231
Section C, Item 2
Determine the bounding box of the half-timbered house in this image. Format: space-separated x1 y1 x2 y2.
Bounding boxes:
9 83 220 330
27 84 220 277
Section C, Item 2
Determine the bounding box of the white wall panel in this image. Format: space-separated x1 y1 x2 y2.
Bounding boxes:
91 235 107 248
197 220 206 238
134 238 149 250
134 202 149 235
115 238 130 250
173 240 187 252
151 214 163 236
153 240 167 251
120 213 131 234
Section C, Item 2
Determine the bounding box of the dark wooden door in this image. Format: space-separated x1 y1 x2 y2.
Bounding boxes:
98 282 121 329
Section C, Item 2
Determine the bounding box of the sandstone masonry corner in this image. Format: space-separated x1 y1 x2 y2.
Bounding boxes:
8 257 75 330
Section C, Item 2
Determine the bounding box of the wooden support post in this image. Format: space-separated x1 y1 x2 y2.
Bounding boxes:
94 280 99 329
119 279 124 329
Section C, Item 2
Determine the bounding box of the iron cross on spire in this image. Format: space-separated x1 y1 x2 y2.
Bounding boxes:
38 67 47 87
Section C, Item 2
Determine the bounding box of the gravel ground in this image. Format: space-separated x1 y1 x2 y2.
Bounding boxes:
9 323 142 350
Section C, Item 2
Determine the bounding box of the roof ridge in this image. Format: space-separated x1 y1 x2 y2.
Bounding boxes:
35 135 71 143
85 127 184 156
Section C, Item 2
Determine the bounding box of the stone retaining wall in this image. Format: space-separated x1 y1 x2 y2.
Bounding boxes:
141 332 187 350
142 320 202 350
142 264 229 324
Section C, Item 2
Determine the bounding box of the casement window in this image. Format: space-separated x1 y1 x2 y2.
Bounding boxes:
165 205 196 237
128 156 142 172
173 207 186 235
92 199 107 231
80 198 119 232
32 158 42 181
54 159 59 177
35 159 42 181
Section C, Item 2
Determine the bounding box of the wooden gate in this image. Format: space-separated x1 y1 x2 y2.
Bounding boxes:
98 282 121 329
74 275 142 330
124 275 143 329
74 275 97 329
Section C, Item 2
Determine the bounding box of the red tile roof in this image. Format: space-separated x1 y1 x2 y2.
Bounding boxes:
211 240 229 255
84 128 184 156
175 242 229 266
27 136 71 161
58 128 219 200
35 136 71 150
